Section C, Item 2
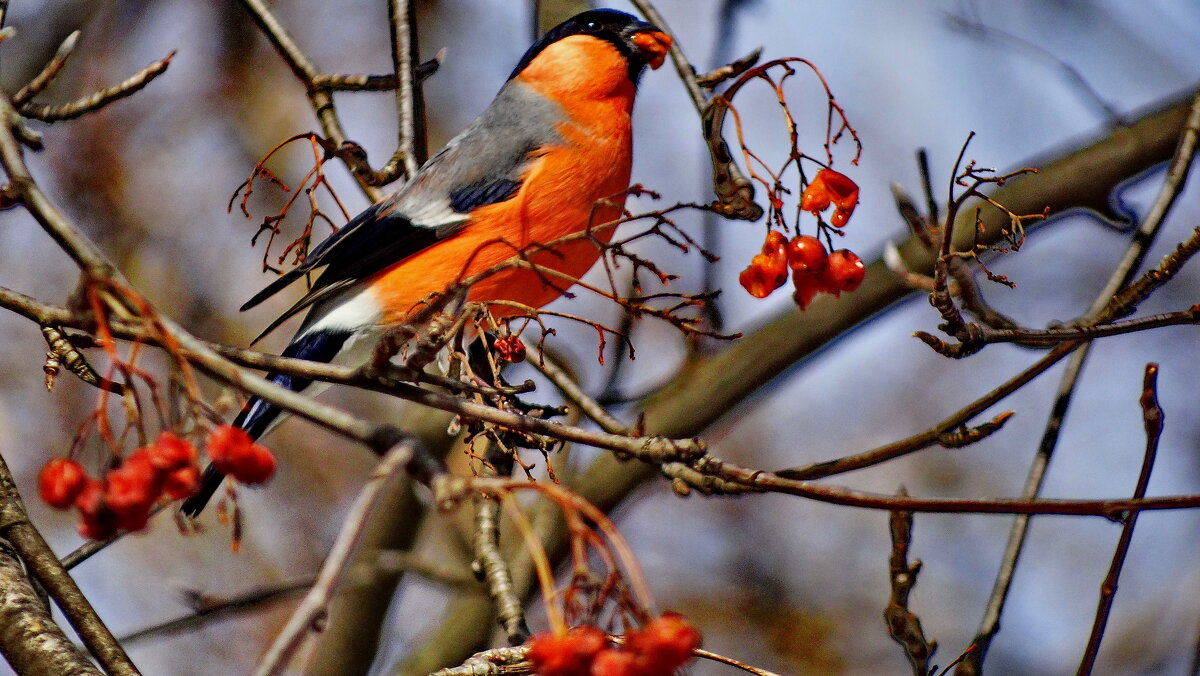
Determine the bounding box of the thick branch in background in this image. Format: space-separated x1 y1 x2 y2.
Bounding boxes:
0 537 100 675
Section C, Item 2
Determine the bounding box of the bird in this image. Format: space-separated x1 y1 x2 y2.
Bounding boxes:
181 9 672 516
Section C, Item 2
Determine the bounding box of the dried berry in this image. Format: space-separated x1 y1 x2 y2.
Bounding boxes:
739 253 788 299
495 335 527 363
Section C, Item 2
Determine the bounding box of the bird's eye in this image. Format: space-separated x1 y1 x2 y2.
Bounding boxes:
584 21 598 32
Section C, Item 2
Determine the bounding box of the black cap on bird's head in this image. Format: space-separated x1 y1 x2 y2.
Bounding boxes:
507 9 673 82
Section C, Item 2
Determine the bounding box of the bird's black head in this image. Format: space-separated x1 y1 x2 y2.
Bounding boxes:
507 9 672 82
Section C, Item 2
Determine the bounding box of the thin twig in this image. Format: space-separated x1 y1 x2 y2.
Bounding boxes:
529 344 628 435
12 30 80 106
388 0 420 179
254 441 416 676
884 488 936 674
119 577 313 646
18 50 175 122
1075 364 1163 676
960 89 1200 675
629 0 763 221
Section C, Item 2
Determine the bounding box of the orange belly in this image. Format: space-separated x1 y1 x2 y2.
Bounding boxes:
368 105 634 326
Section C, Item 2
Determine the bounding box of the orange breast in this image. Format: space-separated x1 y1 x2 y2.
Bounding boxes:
368 60 636 327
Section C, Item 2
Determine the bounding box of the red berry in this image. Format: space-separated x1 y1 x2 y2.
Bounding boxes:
74 479 117 541
163 464 201 500
38 458 88 509
527 627 608 676
591 649 643 676
207 424 253 466
792 273 822 310
627 613 701 673
104 464 159 532
494 335 527 364
761 230 788 261
147 431 196 471
231 444 276 485
823 249 865 294
786 235 828 274
208 424 276 485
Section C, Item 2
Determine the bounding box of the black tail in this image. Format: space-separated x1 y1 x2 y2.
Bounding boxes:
180 329 352 517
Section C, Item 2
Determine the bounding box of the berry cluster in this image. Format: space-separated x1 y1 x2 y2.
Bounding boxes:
739 169 865 310
38 424 275 540
526 613 701 676
739 232 864 309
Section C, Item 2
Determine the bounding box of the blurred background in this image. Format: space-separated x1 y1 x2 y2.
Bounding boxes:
1 0 1199 673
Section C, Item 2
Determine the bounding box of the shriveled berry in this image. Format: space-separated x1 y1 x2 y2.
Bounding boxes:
821 169 859 210
739 253 788 299
39 458 88 509
800 177 831 213
802 169 859 226
495 335 527 364
527 626 608 676
823 249 865 294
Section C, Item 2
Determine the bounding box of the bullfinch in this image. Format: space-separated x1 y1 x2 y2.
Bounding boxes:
181 9 673 516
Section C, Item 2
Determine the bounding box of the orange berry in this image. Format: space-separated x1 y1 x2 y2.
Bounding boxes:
803 169 859 225
207 424 253 466
527 626 608 676
739 253 788 299
38 458 88 509
232 444 277 485
800 177 831 213
823 249 865 293
821 169 859 212
761 230 788 261
786 235 828 274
